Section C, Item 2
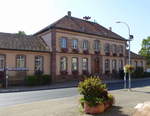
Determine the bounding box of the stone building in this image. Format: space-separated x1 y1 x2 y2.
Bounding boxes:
0 12 146 85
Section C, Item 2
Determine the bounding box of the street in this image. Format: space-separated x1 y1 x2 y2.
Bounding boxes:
0 78 150 107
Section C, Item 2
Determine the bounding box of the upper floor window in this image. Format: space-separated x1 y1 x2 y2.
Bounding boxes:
134 61 138 68
72 57 78 71
104 43 110 53
105 59 110 71
60 37 67 48
120 45 123 53
16 55 26 68
82 58 88 71
35 56 43 72
82 40 88 50
72 39 78 49
60 57 67 71
112 44 117 53
0 55 5 69
94 40 100 51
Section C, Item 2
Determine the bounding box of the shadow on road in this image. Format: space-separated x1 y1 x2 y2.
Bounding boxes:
92 106 129 116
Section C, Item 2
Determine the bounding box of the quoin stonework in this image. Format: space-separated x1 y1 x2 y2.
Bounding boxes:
0 11 145 85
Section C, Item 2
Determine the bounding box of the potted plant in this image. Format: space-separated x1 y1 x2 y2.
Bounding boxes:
78 77 114 114
61 48 68 53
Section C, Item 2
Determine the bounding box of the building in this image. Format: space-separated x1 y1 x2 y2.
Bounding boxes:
0 12 146 85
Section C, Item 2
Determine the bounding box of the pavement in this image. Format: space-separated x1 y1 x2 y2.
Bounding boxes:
0 86 150 116
0 77 150 93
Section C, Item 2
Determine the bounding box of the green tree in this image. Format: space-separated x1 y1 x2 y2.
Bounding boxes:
139 36 150 66
17 31 26 35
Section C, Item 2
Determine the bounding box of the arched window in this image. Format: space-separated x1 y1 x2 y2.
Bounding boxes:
82 58 88 71
105 59 110 72
60 57 67 71
72 57 78 71
119 60 123 70
112 59 117 70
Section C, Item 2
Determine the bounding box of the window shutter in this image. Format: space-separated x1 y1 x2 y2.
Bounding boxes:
59 38 62 48
68 38 72 48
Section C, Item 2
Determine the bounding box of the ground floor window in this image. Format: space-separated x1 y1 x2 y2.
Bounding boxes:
16 55 26 68
119 60 123 70
60 57 67 71
72 57 78 71
112 59 117 71
0 55 5 69
82 58 88 71
105 59 110 72
35 56 44 73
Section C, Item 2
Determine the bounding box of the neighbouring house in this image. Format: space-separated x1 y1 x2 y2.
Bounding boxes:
0 11 146 85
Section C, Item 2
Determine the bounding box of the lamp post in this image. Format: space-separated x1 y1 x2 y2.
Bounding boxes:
116 21 133 90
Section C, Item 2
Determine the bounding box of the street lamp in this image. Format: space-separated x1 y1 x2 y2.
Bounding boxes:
116 21 133 90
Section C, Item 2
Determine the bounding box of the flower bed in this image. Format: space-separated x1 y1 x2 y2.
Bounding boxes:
78 77 115 114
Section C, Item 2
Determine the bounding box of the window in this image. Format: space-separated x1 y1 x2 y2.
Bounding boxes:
104 43 110 53
94 40 100 51
112 44 117 53
35 56 43 72
120 45 123 53
141 61 143 67
72 57 78 71
134 61 138 68
72 39 78 49
16 55 25 68
112 59 117 70
82 58 88 71
83 40 88 50
60 37 67 48
105 59 110 71
119 60 123 70
0 55 5 69
60 57 67 71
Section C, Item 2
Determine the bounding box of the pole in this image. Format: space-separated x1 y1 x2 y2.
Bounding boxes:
124 72 126 89
128 38 131 90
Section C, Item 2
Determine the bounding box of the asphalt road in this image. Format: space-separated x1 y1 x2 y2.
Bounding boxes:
0 78 150 107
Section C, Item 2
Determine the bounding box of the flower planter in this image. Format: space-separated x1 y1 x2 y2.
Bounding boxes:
83 50 89 54
72 70 78 75
61 48 68 53
105 52 110 56
72 49 79 53
60 71 68 75
95 51 100 55
84 102 105 114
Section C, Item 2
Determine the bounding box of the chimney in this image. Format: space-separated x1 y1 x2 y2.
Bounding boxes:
67 11 71 17
109 27 112 31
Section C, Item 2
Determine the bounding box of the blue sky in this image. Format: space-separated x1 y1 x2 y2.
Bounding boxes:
0 0 149 53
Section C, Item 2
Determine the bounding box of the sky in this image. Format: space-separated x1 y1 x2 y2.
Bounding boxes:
0 0 149 53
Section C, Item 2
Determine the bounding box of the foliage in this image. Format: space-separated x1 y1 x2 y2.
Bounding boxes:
25 75 51 86
124 65 134 73
78 77 114 107
139 36 150 66
132 67 144 78
17 31 26 35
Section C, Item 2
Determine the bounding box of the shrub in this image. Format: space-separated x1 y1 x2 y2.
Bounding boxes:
25 75 51 86
25 75 38 86
132 67 144 78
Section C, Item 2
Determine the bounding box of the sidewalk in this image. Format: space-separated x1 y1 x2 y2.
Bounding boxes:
0 86 150 116
0 77 150 93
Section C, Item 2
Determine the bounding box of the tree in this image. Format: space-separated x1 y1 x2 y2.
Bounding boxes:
139 36 150 66
17 31 26 35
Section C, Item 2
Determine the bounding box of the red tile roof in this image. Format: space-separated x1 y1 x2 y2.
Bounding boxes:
34 15 127 41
